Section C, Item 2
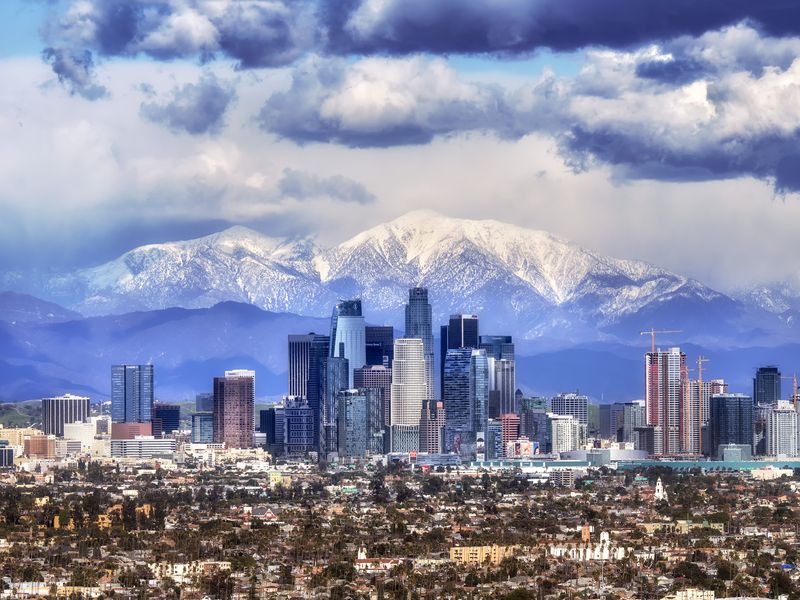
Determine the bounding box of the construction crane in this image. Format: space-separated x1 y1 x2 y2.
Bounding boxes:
640 329 683 354
780 374 799 408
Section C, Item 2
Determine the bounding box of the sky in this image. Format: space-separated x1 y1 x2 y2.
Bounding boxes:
1 0 800 294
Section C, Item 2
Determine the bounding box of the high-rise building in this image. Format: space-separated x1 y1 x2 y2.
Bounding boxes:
709 394 753 457
448 314 479 349
548 413 584 454
405 288 434 399
599 402 626 440
212 369 255 449
754 366 781 406
753 403 771 456
443 347 489 456
470 350 490 444
551 393 589 426
154 403 180 435
766 401 797 457
439 314 479 399
336 389 384 458
306 334 330 452
111 364 154 423
191 412 214 444
365 326 394 367
645 348 687 455
519 397 549 449
259 406 285 456
323 356 349 454
494 360 516 416
329 299 366 387
284 396 315 456
485 419 503 460
419 400 446 454
288 334 316 398
479 335 514 361
500 413 520 456
195 393 213 413
621 401 646 443
42 394 90 437
354 365 392 427
684 378 728 454
443 348 472 453
390 338 426 452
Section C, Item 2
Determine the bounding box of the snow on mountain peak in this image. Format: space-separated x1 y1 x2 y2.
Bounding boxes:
34 211 735 336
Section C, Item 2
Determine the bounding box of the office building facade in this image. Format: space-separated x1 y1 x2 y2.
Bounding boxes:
645 348 687 455
354 364 392 428
754 366 781 406
42 394 90 437
405 287 434 399
111 364 154 423
154 403 180 434
329 299 366 387
390 338 426 452
709 393 753 457
766 401 797 457
212 369 255 449
191 412 214 444
365 325 394 367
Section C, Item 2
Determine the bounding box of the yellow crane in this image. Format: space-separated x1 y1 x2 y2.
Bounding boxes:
640 329 683 354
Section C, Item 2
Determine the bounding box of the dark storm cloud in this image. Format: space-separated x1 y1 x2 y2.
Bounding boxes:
323 0 800 55
562 128 800 194
140 74 236 135
278 169 376 204
41 0 314 98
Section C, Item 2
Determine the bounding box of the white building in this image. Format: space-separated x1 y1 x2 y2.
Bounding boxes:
331 311 366 388
766 401 797 457
548 413 585 453
390 338 426 452
111 437 176 459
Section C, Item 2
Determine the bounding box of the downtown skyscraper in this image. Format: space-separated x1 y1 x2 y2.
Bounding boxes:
645 347 688 455
111 364 154 424
390 338 426 453
42 394 90 437
440 314 479 399
213 369 255 449
443 347 489 457
329 299 366 387
754 366 781 405
405 287 434 399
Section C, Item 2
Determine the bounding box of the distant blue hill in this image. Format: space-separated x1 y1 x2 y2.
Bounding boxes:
0 297 797 403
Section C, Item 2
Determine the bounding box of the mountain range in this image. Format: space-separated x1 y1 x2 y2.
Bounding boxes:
0 211 797 401
4 211 796 343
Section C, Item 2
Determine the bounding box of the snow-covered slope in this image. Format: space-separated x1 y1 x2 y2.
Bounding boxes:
19 211 761 339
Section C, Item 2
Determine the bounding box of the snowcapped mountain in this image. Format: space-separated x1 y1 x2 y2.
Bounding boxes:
6 211 786 342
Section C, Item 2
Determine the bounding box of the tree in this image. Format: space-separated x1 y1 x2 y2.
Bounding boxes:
371 467 389 504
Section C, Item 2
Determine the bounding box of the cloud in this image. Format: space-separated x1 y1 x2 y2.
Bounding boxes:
278 168 376 204
561 49 800 193
41 47 107 99
40 0 316 97
140 74 236 135
259 30 800 193
259 56 540 147
326 0 800 55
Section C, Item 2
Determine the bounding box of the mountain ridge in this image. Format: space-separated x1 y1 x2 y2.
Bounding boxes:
0 211 793 345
